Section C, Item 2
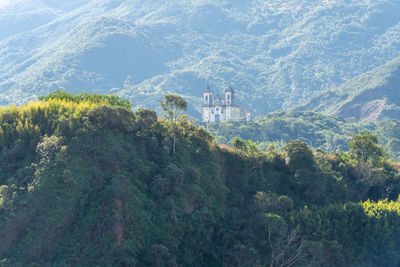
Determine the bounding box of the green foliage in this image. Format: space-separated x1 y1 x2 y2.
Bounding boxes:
300 57 400 122
208 111 400 161
159 94 188 155
254 191 294 215
284 140 314 170
39 90 133 109
135 109 158 134
349 131 384 164
374 119 400 161
159 94 187 123
278 195 294 212
36 135 63 160
232 137 258 153
207 111 373 152
0 95 399 266
293 200 400 266
0 95 224 266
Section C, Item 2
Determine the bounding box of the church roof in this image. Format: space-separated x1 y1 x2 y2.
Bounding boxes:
204 82 212 92
225 84 235 93
214 94 223 105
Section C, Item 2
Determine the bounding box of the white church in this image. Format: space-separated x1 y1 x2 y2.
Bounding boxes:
202 83 251 123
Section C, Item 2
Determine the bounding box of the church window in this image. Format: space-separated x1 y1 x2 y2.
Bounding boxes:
205 95 208 101
227 95 230 99
211 109 214 114
216 108 219 111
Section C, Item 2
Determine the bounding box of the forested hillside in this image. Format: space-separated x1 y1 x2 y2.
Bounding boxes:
298 57 400 121
0 92 399 266
1 0 400 118
207 111 400 161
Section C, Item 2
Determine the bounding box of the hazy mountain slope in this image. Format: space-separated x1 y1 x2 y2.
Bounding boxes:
1 0 400 117
0 0 57 40
0 0 91 40
298 57 400 122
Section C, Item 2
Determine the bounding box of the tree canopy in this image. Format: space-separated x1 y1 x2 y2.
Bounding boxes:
349 131 384 164
284 140 315 170
159 94 188 154
159 94 187 123
39 90 133 109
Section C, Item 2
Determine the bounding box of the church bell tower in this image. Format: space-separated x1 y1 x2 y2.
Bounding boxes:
225 84 234 106
202 83 213 122
203 82 212 105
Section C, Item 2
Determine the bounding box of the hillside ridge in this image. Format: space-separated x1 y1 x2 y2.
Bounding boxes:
298 57 400 121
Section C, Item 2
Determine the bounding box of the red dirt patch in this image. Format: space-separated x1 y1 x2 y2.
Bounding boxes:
360 99 386 122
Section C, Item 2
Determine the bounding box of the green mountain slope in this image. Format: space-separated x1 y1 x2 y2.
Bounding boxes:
299 57 400 122
0 93 400 266
1 0 400 118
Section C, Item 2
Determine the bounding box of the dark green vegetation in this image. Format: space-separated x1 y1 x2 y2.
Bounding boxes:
299 57 400 121
0 93 400 266
207 111 400 160
1 0 400 118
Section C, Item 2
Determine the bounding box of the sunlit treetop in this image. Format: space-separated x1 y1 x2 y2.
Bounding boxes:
38 90 133 109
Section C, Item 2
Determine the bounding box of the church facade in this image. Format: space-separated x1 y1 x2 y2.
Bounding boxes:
202 83 251 123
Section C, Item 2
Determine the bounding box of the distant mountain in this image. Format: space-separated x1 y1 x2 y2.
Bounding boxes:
1 0 400 118
0 0 90 40
298 57 400 122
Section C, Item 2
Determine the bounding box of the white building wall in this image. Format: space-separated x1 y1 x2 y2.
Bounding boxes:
214 105 224 122
210 107 215 123
202 107 208 122
232 107 239 119
225 107 231 120
246 112 251 122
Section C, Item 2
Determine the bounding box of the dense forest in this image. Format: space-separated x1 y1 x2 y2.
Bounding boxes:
207 111 400 161
0 92 399 266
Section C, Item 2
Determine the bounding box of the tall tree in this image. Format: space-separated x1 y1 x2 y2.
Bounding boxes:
284 140 314 170
159 94 187 123
159 94 187 154
349 132 386 199
349 131 384 165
